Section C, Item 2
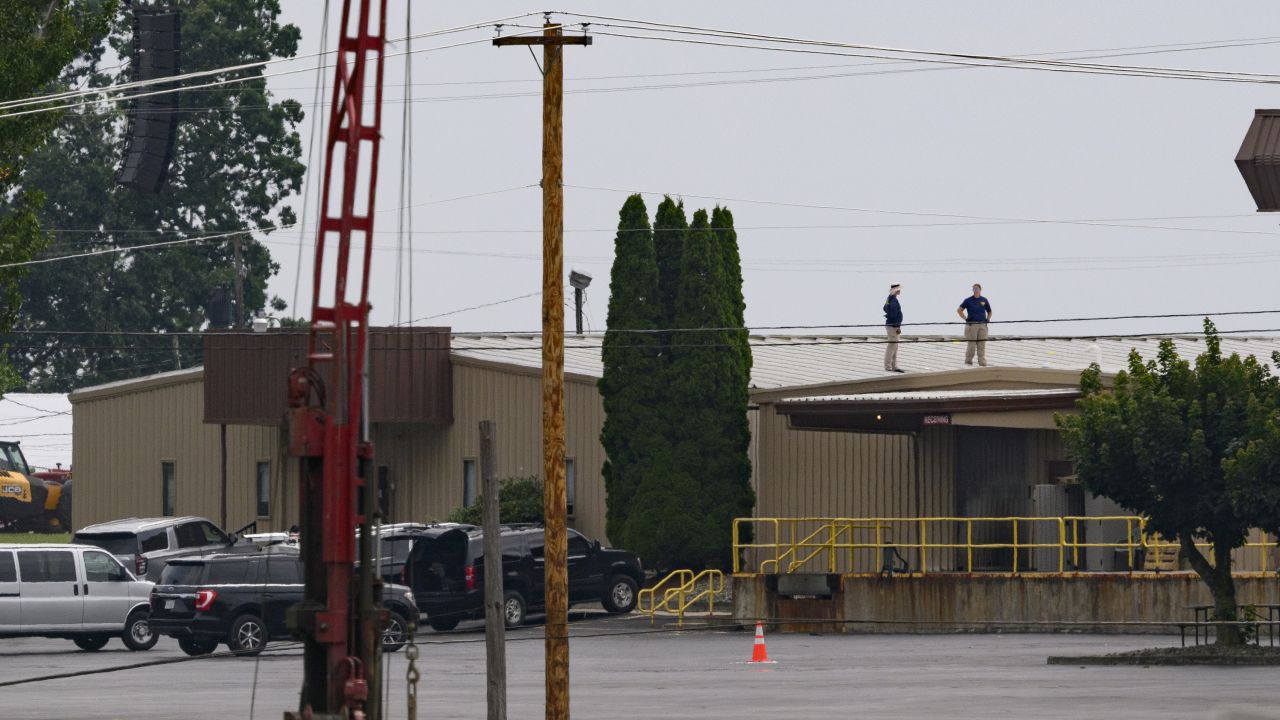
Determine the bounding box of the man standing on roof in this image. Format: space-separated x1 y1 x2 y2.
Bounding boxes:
957 283 993 366
883 283 904 373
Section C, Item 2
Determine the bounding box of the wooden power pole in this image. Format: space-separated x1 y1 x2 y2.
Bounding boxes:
480 420 506 720
494 20 590 720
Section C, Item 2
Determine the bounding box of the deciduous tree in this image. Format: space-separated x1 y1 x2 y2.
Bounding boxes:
1059 321 1280 645
0 0 116 391
11 0 302 390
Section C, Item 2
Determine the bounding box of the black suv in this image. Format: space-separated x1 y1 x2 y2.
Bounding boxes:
380 523 642 631
148 548 417 656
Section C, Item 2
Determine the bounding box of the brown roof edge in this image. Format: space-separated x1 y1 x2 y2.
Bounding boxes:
751 366 1108 404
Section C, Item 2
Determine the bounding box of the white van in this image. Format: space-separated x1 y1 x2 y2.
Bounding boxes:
0 543 157 651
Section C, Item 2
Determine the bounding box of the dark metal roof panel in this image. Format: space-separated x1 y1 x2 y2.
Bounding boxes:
203 327 452 425
1236 109 1280 212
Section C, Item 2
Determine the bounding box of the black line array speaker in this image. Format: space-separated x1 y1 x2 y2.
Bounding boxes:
116 8 181 193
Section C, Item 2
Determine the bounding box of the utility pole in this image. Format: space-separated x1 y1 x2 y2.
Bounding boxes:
494 20 590 720
480 420 506 720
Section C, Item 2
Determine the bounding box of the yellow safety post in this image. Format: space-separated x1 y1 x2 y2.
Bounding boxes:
1012 519 1019 574
966 519 973 572
1058 517 1066 574
919 518 927 576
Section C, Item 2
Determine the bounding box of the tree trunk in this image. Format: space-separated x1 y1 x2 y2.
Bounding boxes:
1180 536 1243 646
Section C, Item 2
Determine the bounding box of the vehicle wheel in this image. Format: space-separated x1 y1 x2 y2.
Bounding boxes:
503 589 526 628
73 636 110 652
427 616 459 632
602 574 638 614
178 636 219 656
382 611 409 653
52 481 72 531
228 614 267 656
122 610 159 651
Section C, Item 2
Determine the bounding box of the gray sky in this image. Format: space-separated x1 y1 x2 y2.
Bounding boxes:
266 1 1280 340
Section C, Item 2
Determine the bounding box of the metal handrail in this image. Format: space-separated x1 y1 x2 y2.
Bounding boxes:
639 568 725 627
732 516 1279 576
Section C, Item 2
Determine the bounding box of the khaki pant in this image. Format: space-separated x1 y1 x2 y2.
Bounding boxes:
964 322 988 365
884 325 901 370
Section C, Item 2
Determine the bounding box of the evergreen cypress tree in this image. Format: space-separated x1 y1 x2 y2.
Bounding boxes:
598 195 665 546
652 196 688 339
711 205 751 373
665 209 756 568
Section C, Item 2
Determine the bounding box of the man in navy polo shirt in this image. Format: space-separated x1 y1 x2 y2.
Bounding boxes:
956 283 993 366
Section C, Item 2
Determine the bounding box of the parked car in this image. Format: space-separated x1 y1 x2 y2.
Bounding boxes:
0 543 157 651
388 524 643 631
72 516 255 581
148 547 418 656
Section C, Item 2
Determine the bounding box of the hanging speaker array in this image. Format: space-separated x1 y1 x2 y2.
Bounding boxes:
116 7 181 193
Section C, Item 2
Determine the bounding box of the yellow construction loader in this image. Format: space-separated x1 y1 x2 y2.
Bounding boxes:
0 441 71 532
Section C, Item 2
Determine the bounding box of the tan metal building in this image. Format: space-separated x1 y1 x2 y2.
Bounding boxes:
71 331 1280 568
71 329 608 542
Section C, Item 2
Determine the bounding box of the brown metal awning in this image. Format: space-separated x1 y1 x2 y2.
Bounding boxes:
1236 109 1280 212
775 389 1080 432
202 327 452 425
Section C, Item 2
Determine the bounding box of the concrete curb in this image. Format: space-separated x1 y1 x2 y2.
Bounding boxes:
1047 655 1280 666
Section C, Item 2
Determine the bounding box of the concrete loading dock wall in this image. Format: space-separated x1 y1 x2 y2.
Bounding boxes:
733 573 1280 634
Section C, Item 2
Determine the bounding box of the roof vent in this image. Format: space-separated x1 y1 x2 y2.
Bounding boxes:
1235 109 1280 211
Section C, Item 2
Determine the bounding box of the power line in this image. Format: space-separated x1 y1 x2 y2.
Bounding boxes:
9 310 1280 342
555 15 1280 84
0 12 547 114
1 185 537 269
564 184 1280 239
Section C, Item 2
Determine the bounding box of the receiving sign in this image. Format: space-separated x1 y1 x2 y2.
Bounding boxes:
923 414 951 426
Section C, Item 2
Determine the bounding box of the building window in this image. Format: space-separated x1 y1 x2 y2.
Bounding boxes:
566 458 576 517
463 459 477 507
256 461 271 518
161 462 176 516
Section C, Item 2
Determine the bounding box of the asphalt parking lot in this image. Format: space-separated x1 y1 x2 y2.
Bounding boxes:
2 611 1277 720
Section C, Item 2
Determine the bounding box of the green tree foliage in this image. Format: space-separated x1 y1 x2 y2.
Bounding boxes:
10 0 302 390
598 195 665 547
711 205 750 373
602 196 754 570
1058 321 1280 645
1222 352 1280 541
0 0 116 392
448 476 544 525
652 196 687 343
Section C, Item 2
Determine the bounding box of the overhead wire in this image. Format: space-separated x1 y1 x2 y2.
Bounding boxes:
0 12 548 113
290 0 331 318
552 14 1280 83
0 184 538 270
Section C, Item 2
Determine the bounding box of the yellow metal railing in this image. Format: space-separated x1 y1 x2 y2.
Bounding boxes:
638 569 725 627
732 516 1279 576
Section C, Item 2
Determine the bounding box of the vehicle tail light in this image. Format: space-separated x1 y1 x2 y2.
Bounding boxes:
135 556 148 577
194 589 217 611
465 564 476 591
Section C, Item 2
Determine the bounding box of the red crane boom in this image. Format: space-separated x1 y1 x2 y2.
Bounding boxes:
284 0 387 717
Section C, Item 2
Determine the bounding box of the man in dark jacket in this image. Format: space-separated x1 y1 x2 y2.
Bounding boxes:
883 283 904 372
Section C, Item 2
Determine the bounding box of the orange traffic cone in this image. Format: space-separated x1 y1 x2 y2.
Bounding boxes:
747 621 776 664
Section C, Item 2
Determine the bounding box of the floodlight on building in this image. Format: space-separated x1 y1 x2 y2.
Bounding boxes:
1235 109 1280 211
251 316 271 333
569 269 592 335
